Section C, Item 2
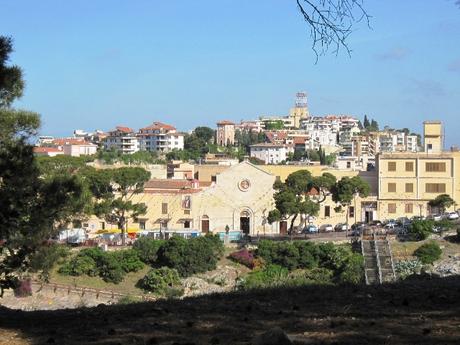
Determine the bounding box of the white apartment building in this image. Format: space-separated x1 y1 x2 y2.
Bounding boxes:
338 126 361 156
104 126 139 154
300 115 359 132
379 132 419 153
306 129 338 150
250 143 293 164
138 122 184 153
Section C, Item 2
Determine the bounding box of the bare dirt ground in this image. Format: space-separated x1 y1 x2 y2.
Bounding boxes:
0 275 459 345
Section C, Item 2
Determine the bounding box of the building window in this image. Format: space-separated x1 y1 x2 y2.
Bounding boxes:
388 162 396 171
349 206 355 218
388 183 396 193
100 222 105 230
405 183 414 193
388 203 397 214
162 203 168 214
184 209 190 215
425 162 446 172
427 144 433 150
139 220 146 230
346 162 351 168
405 162 414 172
425 183 446 193
324 206 331 217
211 175 217 182
405 204 413 213
184 220 191 229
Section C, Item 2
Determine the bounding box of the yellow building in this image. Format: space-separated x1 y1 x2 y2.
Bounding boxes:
377 121 458 219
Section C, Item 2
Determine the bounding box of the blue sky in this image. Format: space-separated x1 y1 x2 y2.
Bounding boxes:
2 0 460 146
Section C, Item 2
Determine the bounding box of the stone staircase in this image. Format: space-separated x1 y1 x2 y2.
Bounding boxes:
361 235 396 285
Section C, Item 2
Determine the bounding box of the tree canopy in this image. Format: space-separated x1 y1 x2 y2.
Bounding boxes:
0 36 86 293
268 170 320 234
90 167 151 245
428 194 456 214
0 36 24 107
331 176 370 224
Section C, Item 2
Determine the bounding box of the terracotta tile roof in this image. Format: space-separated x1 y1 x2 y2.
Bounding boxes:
293 137 308 145
52 138 90 146
265 131 288 143
33 147 63 153
140 122 176 131
217 120 235 126
115 126 134 133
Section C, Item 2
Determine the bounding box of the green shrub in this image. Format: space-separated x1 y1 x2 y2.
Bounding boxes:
293 241 319 269
407 220 434 241
133 237 165 264
97 253 125 283
79 247 107 266
287 268 334 285
256 240 301 270
156 235 223 277
112 249 144 273
239 265 289 290
140 267 182 295
58 255 98 276
414 241 442 264
338 253 364 284
58 247 133 283
316 242 351 271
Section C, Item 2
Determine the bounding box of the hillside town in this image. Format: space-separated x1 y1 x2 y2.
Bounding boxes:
30 93 457 240
2 2 460 344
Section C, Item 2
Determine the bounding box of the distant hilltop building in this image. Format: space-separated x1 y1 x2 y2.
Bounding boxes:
216 120 235 146
259 92 310 129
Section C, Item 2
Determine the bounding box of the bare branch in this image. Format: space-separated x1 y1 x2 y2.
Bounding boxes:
296 0 371 62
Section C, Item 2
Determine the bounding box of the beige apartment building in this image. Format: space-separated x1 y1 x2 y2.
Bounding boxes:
377 121 458 219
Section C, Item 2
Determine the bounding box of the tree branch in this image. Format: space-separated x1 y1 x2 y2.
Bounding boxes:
296 0 371 62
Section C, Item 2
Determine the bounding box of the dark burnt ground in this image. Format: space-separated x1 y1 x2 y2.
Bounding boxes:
1 275 459 345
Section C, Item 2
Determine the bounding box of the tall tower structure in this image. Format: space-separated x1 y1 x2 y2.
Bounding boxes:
216 120 235 146
423 121 443 153
289 92 310 128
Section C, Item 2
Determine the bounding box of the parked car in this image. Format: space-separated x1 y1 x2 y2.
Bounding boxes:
411 215 425 221
303 224 318 233
334 223 348 232
351 222 365 230
446 212 459 220
427 214 442 221
319 224 333 232
369 220 383 227
383 219 397 229
396 217 411 226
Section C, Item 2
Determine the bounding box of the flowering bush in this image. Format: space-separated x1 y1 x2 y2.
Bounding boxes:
229 248 255 268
